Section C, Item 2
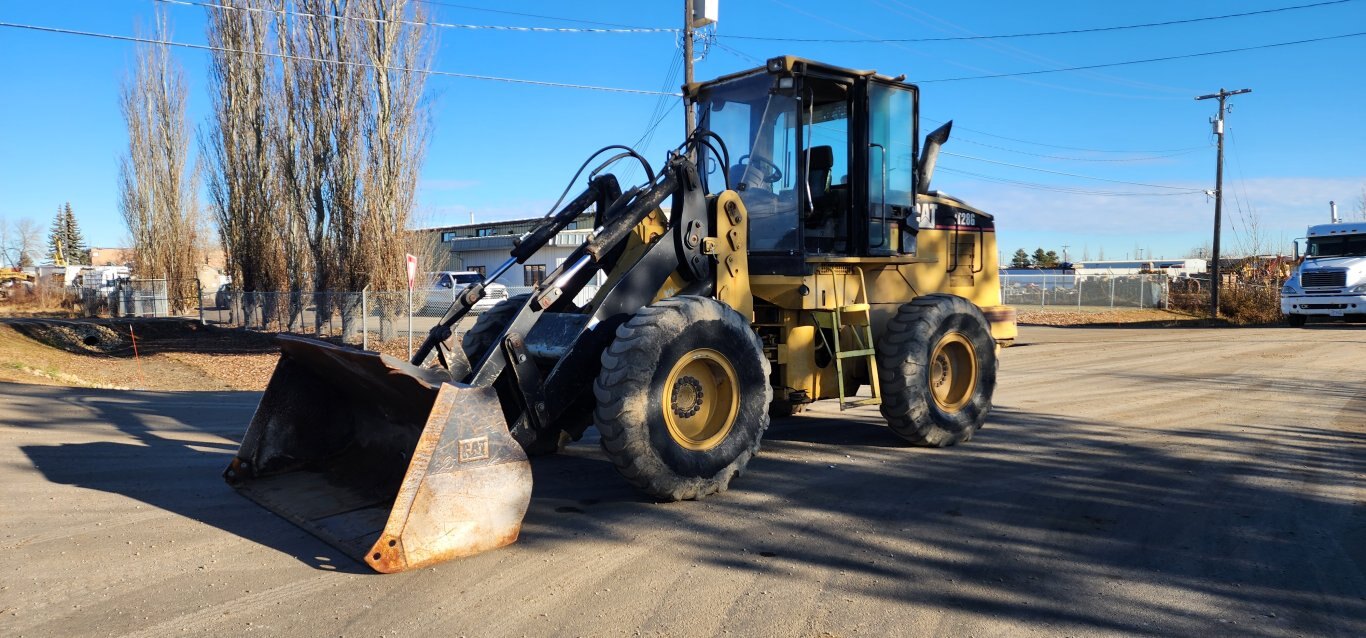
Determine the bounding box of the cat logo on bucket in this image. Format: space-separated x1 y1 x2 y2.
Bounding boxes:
458 436 490 463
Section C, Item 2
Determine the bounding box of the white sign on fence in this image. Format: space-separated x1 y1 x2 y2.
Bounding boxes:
405 254 418 290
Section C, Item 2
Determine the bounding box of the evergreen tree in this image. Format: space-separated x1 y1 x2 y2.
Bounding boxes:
1010 249 1031 269
62 203 88 264
1031 247 1048 268
1043 250 1061 268
46 203 88 264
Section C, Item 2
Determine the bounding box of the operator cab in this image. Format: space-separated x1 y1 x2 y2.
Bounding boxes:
694 56 927 275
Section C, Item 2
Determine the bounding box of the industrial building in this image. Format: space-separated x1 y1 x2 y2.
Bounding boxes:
425 212 604 300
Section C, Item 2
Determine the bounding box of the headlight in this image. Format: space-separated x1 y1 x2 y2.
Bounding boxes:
1282 282 1301 294
1351 283 1366 294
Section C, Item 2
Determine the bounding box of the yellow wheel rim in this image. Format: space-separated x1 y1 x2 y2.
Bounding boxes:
662 348 739 451
929 332 977 412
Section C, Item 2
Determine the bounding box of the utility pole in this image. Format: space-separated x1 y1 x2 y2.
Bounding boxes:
1061 244 1070 264
1195 87 1251 318
682 1 717 151
682 1 696 143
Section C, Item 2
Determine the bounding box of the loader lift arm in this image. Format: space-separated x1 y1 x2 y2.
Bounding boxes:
417 152 716 448
224 142 731 573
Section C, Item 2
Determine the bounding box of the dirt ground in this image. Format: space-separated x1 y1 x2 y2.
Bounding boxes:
0 318 475 391
0 322 1362 637
0 319 280 391
1015 306 1203 327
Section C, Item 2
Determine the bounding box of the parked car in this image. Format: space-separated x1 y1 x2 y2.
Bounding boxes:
214 284 232 310
424 271 507 314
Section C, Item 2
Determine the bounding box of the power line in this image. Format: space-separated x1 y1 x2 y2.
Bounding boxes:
874 0 1200 98
926 119 1205 154
916 31 1366 83
712 40 763 65
158 0 677 34
723 0 1357 43
937 167 1206 197
619 52 684 184
953 136 1207 162
924 117 1206 154
0 21 679 96
941 151 1206 190
412 0 654 29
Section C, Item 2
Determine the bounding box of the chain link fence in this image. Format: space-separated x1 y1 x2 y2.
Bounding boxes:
202 287 488 356
66 273 1233 356
1000 273 1170 309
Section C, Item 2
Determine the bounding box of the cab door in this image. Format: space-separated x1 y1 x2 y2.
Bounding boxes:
863 82 918 256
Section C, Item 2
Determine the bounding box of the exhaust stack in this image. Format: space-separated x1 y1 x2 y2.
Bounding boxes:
917 121 953 195
1330 200 1339 223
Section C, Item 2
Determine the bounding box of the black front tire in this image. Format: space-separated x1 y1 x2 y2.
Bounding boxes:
1285 314 1308 327
595 296 772 501
461 293 533 361
459 293 571 456
877 294 997 447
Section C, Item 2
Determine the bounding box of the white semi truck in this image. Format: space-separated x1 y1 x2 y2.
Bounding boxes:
1281 217 1366 326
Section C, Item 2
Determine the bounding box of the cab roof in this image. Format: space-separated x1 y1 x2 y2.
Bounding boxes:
1308 221 1366 237
686 56 914 98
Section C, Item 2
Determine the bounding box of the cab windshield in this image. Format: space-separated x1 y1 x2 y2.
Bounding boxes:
1307 234 1366 258
699 74 800 253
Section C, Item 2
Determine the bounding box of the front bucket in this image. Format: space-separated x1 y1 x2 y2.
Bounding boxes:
225 335 531 573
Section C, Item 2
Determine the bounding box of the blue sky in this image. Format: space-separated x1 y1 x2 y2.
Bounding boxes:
2 0 1364 262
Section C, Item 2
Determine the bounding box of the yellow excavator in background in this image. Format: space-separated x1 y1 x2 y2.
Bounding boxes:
225 57 1016 573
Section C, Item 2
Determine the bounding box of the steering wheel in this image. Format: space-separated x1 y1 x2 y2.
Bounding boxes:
737 154 783 185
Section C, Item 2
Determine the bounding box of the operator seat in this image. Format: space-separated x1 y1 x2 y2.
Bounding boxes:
806 145 836 227
807 145 833 201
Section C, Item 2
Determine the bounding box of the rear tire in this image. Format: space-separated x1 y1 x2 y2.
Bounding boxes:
877 294 996 447
1285 314 1307 327
595 296 772 501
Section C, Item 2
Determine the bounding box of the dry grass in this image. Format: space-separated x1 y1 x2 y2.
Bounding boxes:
1015 307 1201 327
0 320 280 391
0 317 472 392
1168 282 1284 325
0 285 81 316
1217 283 1283 325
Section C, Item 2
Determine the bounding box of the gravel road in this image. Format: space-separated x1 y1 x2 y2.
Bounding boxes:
2 325 1363 637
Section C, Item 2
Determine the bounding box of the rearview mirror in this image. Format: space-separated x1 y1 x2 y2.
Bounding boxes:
898 217 919 255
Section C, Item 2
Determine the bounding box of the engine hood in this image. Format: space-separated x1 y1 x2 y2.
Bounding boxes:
1301 256 1364 270
1298 256 1366 284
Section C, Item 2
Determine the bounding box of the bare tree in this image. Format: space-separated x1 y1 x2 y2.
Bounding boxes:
1230 202 1268 258
203 0 432 338
3 217 51 269
14 219 41 268
0 218 10 269
271 0 368 333
356 0 433 339
1356 185 1366 221
119 15 203 312
204 0 284 327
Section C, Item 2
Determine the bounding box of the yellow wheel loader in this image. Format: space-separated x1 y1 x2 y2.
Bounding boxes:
225 57 1017 573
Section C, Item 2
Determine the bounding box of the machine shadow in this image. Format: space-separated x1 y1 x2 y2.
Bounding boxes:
13 383 370 574
509 398 1366 635
12 378 1366 635
698 405 1365 635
